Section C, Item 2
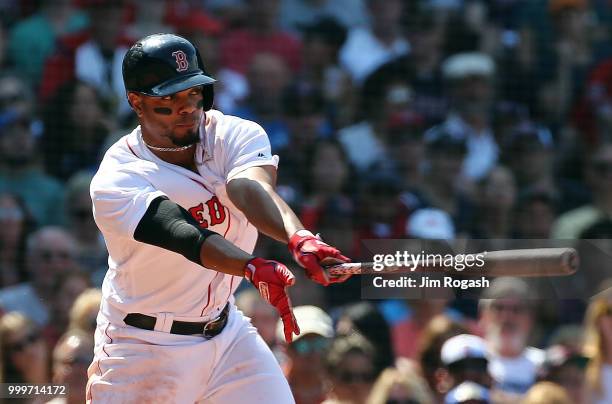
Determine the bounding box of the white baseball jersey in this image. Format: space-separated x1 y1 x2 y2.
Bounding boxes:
90 109 279 322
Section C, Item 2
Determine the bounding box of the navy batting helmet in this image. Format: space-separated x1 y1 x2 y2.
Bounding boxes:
122 33 215 110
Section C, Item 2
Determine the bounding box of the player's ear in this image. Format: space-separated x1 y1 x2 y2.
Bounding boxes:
127 92 143 117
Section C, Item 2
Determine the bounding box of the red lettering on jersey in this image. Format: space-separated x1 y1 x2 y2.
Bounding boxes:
188 203 208 228
206 196 226 226
188 196 227 229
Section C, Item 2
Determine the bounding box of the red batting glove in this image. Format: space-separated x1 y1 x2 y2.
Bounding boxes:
288 230 351 286
244 257 300 343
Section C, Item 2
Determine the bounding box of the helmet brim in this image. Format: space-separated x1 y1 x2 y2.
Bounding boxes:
145 72 216 96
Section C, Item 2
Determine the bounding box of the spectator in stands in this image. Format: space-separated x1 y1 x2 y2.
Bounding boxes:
522 381 572 404
404 11 447 121
472 166 517 238
420 131 475 235
514 188 558 239
126 0 174 39
47 271 91 348
336 302 394 375
63 171 107 285
7 0 87 88
339 0 409 83
0 192 35 288
39 0 132 118
548 324 585 353
392 299 458 360
426 52 498 182
277 305 333 404
503 122 554 192
552 143 612 238
0 312 48 384
538 344 588 404
284 82 332 149
231 53 292 150
68 288 102 335
42 80 114 180
220 0 302 74
545 0 612 132
295 17 352 128
48 329 93 404
479 278 544 396
354 174 410 241
0 73 38 116
279 0 368 32
0 227 79 327
73 0 130 118
577 221 612 298
583 288 612 404
441 334 492 391
386 117 427 192
338 77 417 173
504 121 589 213
417 315 469 403
365 10 447 126
578 56 612 145
323 333 378 404
299 139 352 229
366 367 434 404
0 108 65 227
236 289 279 348
277 86 335 198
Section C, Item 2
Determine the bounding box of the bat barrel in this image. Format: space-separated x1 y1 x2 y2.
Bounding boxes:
326 247 579 277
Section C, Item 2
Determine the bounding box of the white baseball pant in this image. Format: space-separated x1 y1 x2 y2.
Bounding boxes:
86 304 294 403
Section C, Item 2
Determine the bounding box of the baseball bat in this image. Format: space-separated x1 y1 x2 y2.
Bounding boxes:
326 247 579 277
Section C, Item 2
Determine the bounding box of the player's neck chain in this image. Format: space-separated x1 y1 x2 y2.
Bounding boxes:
140 133 196 152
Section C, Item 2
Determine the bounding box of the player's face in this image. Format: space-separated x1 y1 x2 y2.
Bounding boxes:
132 86 204 147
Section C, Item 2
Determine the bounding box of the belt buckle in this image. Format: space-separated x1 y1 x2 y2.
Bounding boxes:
202 313 222 339
202 320 217 339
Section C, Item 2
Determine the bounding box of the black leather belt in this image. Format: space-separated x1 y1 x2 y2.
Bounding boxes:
124 303 230 338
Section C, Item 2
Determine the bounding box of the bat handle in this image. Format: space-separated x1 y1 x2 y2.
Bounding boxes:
327 263 362 275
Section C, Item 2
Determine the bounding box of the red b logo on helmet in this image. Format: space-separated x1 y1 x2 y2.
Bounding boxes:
172 50 189 72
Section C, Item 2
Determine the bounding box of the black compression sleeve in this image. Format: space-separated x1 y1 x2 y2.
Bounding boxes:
133 196 217 265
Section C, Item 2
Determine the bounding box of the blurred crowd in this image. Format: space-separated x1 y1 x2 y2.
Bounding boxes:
1 0 612 403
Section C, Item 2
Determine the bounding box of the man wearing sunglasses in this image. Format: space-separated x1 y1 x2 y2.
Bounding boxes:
277 306 333 404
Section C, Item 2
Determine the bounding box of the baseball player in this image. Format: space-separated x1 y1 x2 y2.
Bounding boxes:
86 33 350 403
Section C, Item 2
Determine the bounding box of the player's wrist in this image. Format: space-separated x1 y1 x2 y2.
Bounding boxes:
288 230 316 253
243 257 265 282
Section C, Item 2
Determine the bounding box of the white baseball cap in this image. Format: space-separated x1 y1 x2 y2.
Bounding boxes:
276 305 333 343
441 334 488 365
442 52 495 80
406 208 455 240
